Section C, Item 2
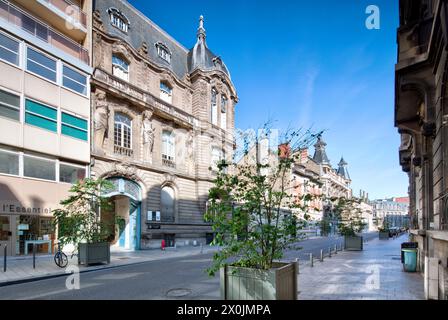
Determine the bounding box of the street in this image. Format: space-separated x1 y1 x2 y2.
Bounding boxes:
0 233 380 300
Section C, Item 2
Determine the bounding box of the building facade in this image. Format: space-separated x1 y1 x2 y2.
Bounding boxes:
395 0 448 299
0 0 92 256
90 0 237 250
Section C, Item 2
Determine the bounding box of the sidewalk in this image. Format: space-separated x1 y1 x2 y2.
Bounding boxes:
297 234 424 300
0 245 217 286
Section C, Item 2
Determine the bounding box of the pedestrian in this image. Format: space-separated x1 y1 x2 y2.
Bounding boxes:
161 239 166 251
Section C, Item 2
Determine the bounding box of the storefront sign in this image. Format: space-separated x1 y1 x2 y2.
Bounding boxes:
0 202 53 215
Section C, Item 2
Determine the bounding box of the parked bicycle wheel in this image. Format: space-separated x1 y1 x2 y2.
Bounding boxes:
54 252 68 268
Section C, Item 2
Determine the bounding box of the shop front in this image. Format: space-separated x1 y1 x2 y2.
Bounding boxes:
0 175 71 256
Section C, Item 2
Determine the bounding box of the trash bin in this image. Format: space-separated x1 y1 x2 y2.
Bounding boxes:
401 242 418 263
402 248 418 272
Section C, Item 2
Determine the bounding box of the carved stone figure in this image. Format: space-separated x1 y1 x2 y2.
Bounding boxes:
142 110 155 162
94 92 109 150
185 131 194 173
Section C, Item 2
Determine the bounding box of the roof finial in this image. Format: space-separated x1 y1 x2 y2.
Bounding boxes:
197 15 206 40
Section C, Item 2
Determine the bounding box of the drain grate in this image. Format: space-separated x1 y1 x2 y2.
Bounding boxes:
166 288 192 297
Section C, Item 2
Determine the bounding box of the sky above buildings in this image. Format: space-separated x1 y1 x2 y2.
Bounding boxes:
129 0 405 200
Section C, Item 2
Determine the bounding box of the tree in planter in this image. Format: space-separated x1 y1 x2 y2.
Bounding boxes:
52 178 115 249
328 196 366 237
204 126 321 276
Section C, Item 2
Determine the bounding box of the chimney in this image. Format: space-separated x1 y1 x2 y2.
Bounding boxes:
278 143 291 159
300 148 309 163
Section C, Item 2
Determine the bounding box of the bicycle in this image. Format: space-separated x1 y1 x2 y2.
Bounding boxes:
54 242 68 268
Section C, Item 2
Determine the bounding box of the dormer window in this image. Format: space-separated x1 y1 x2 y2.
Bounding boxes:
155 42 171 64
108 8 130 33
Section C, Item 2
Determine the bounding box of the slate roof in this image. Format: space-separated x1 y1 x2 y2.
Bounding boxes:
337 157 350 180
95 0 230 80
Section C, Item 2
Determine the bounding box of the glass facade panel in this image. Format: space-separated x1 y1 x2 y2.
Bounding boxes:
25 100 57 132
59 163 85 184
23 155 56 181
0 89 20 121
0 149 19 175
26 48 57 82
0 32 19 65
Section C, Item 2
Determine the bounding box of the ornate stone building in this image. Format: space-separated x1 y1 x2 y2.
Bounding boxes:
90 0 237 249
395 0 448 299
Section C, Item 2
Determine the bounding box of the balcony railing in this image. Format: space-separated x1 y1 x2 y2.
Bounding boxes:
94 69 198 128
162 155 176 169
42 0 87 28
114 145 133 157
0 0 89 64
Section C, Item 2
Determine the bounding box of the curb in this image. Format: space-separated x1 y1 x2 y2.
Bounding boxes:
0 249 216 288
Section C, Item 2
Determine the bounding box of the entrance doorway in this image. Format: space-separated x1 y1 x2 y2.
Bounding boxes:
0 216 12 256
102 177 142 251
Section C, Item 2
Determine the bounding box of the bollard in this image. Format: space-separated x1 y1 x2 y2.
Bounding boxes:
334 244 338 254
309 253 313 267
3 245 6 272
200 243 203 254
33 244 36 269
295 258 300 274
329 247 332 258
320 249 324 262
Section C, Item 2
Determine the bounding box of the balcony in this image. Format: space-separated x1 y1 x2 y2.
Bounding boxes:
162 155 175 169
14 0 87 41
114 145 133 157
93 69 198 128
0 0 89 64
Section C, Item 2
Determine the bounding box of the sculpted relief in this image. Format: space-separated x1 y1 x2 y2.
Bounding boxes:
142 110 155 163
94 91 109 151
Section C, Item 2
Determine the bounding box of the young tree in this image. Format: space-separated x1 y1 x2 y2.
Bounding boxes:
52 178 114 248
328 196 366 236
205 126 321 276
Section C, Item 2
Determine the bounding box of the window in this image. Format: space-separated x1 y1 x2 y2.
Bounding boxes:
160 82 172 104
61 112 88 141
211 89 218 125
59 163 86 184
161 186 175 222
112 55 129 81
62 65 87 95
108 8 129 33
25 99 57 132
221 95 227 130
26 48 57 82
0 149 19 175
23 155 56 181
0 32 19 65
114 113 132 149
211 147 224 171
0 89 20 121
155 43 171 63
162 130 175 164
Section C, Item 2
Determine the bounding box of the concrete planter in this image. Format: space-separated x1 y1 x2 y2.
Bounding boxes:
220 262 297 300
344 235 363 251
379 232 390 240
78 242 110 265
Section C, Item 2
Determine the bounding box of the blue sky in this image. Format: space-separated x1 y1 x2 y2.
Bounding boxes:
130 0 406 200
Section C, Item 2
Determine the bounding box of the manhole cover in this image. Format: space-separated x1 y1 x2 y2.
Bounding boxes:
117 257 131 260
166 288 192 297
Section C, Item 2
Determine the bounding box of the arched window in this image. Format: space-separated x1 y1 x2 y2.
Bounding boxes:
211 88 218 125
108 8 130 33
114 113 132 149
220 95 227 130
161 186 175 222
112 55 129 81
160 81 172 104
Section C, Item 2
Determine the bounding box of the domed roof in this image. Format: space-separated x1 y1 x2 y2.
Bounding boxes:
187 16 231 78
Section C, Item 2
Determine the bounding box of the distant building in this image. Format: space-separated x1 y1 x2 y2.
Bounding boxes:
371 197 410 229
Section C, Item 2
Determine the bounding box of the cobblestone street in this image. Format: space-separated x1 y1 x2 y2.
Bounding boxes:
298 234 424 300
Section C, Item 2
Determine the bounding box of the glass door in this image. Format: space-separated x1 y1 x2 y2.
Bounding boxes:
0 216 12 256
